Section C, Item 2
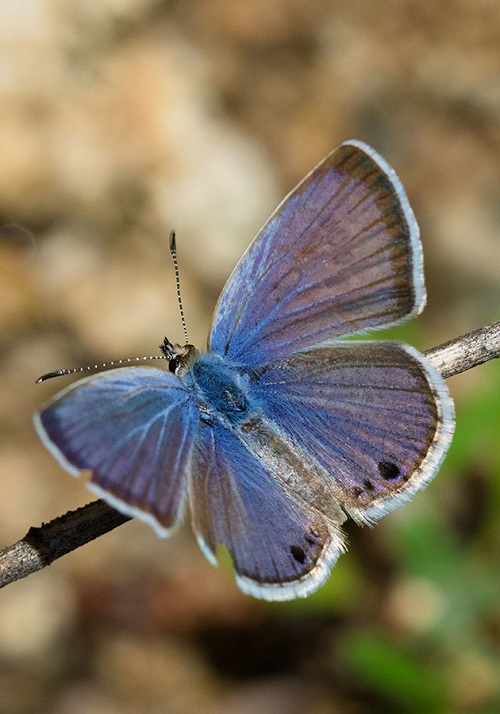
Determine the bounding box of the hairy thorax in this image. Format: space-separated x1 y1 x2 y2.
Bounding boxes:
183 351 252 426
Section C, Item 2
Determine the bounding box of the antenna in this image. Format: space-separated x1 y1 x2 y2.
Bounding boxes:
169 230 189 346
36 355 168 383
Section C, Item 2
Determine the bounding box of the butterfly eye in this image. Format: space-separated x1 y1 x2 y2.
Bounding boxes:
160 342 198 376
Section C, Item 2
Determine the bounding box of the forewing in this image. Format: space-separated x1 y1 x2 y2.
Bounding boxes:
189 419 345 601
247 342 454 522
34 367 199 536
210 141 423 365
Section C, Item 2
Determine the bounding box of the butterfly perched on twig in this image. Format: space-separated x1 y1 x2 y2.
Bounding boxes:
35 141 455 601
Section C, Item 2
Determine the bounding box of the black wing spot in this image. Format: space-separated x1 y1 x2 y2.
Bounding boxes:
290 545 306 564
363 478 375 492
305 528 322 546
378 460 401 480
353 486 364 497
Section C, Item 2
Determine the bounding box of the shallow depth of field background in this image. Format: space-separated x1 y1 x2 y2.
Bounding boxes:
0 2 499 713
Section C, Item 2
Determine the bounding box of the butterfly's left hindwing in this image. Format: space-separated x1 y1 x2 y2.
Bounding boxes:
35 367 199 537
189 417 345 601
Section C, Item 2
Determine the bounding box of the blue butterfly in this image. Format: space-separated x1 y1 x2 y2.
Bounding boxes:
34 141 455 601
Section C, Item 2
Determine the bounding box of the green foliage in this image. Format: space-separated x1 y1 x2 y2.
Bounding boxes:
340 631 446 712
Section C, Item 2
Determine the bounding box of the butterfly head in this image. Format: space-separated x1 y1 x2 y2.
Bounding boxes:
160 337 199 376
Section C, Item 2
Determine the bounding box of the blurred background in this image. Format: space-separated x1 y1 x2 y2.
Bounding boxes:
0 1 499 712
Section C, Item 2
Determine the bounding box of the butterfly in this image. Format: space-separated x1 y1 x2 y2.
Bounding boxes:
34 141 455 601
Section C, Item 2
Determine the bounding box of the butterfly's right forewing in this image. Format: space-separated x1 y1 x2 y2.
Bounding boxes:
209 142 424 366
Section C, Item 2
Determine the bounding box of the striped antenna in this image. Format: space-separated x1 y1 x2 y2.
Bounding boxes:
36 355 168 383
169 230 189 346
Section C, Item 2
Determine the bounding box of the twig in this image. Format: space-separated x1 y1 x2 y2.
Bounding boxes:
424 320 500 378
1 320 499 589
0 501 130 587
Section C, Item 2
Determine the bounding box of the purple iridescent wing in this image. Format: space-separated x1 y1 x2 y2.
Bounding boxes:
189 418 346 600
34 367 199 536
245 343 455 522
209 141 423 365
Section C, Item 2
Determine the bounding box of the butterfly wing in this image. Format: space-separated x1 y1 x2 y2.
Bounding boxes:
189 417 345 600
244 342 455 523
34 367 199 536
209 141 423 366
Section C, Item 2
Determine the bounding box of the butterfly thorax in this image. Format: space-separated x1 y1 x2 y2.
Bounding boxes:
184 351 251 426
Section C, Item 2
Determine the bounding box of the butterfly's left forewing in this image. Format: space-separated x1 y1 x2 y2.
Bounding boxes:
35 367 199 536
